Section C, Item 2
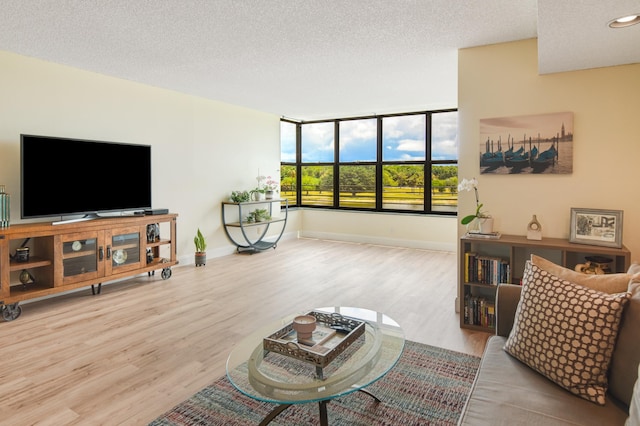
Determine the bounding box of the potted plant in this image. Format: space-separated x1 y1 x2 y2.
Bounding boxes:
253 208 271 222
230 190 250 203
264 176 279 199
458 177 493 233
250 173 267 200
246 209 270 223
250 188 265 201
194 228 207 266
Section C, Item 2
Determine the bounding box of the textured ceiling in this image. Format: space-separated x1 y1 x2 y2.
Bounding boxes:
0 1 637 121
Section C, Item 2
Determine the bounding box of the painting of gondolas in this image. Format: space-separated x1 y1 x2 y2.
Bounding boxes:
479 112 573 174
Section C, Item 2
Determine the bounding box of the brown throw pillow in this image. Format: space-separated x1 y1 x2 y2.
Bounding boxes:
531 254 631 294
504 261 630 405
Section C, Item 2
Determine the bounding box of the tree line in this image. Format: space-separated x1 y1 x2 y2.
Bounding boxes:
281 165 460 193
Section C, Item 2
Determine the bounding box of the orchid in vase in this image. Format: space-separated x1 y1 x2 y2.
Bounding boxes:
251 171 279 200
264 176 279 192
457 178 490 226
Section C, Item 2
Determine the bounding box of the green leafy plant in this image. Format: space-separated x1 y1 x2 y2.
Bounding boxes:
230 190 250 202
248 208 271 222
194 228 207 253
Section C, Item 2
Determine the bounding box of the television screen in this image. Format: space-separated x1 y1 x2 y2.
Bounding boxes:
21 134 152 219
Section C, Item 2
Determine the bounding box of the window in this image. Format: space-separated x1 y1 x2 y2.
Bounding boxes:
280 121 297 202
280 109 458 215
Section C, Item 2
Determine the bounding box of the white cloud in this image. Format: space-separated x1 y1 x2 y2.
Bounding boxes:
397 139 424 152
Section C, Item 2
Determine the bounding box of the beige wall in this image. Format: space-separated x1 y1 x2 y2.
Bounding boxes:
300 209 457 252
458 39 640 261
0 51 281 264
0 50 456 263
7 39 635 264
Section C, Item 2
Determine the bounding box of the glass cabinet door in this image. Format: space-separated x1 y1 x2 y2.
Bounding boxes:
63 238 98 276
107 227 142 274
60 232 103 284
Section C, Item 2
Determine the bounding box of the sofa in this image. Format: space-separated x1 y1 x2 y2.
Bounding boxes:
458 255 640 426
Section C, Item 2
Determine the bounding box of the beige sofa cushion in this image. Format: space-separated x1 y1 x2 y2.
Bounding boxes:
531 254 631 293
610 281 640 407
626 363 640 426
505 261 630 405
459 336 629 426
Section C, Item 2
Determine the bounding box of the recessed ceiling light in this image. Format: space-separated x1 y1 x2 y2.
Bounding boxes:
608 14 640 28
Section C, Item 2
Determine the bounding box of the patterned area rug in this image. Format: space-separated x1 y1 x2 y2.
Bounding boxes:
150 341 480 425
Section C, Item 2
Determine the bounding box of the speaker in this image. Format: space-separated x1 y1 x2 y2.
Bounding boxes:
144 208 169 215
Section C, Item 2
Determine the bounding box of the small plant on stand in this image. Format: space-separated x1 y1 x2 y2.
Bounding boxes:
254 208 271 222
246 209 271 223
251 174 267 201
264 176 279 199
230 190 250 203
194 228 207 267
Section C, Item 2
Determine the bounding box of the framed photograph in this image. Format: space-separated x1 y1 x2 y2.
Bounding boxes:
479 111 573 175
569 208 623 248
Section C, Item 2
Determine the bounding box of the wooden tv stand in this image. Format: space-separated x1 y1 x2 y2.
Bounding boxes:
0 213 178 321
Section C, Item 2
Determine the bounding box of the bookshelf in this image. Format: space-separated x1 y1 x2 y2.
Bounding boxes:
459 234 631 332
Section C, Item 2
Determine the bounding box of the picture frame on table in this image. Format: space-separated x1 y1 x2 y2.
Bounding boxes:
569 208 623 248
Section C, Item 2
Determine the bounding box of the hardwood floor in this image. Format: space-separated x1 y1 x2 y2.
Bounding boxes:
0 237 490 425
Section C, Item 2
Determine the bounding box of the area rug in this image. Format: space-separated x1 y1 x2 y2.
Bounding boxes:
150 340 480 425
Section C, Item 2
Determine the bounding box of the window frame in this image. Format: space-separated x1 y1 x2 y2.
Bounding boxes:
280 108 458 216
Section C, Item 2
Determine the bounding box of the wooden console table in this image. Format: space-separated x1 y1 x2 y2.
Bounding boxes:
0 214 178 321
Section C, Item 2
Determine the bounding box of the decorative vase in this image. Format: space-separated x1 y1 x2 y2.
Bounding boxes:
0 184 9 229
265 190 274 200
526 214 542 240
252 191 265 201
479 217 494 234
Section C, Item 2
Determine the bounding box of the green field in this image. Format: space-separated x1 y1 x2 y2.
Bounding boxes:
281 186 458 209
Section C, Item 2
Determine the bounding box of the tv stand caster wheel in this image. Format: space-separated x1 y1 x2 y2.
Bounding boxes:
161 268 172 280
2 303 22 321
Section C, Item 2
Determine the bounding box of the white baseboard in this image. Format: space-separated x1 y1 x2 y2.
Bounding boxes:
299 230 456 252
179 230 300 265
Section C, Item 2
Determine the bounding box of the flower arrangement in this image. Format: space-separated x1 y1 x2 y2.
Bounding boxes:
458 177 489 225
264 176 279 192
253 174 267 194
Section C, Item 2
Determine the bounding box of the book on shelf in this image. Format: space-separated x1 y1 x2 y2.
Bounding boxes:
465 231 501 239
464 294 496 328
464 252 510 285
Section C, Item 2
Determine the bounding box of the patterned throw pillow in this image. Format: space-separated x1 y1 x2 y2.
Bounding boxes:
504 262 630 405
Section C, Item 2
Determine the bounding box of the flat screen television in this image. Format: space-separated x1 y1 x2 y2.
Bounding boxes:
21 134 152 222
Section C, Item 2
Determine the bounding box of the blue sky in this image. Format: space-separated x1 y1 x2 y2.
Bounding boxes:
281 111 457 163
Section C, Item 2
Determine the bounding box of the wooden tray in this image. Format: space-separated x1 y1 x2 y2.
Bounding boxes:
263 311 366 368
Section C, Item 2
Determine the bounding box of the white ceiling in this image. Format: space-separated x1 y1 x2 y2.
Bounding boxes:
0 1 638 121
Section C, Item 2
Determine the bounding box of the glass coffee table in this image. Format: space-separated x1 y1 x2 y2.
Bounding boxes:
226 307 405 426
